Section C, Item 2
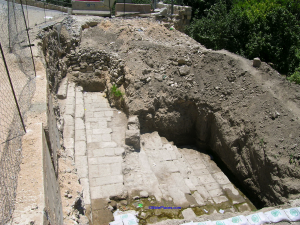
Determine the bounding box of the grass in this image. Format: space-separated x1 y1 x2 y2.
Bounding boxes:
110 84 124 98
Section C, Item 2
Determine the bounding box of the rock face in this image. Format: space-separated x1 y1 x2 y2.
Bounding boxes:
43 16 300 210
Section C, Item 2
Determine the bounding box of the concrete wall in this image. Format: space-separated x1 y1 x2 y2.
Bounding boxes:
115 3 151 15
42 124 63 225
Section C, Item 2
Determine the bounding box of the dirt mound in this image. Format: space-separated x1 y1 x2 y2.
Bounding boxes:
43 16 300 209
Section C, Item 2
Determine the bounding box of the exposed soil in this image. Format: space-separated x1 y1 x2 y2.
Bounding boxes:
41 15 300 222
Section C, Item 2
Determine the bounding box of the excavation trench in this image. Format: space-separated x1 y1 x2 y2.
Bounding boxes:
41 16 300 224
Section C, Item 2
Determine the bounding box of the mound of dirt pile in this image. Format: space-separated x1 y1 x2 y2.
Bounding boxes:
44 16 300 209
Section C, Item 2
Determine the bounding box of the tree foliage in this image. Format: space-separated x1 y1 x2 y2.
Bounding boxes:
186 0 300 78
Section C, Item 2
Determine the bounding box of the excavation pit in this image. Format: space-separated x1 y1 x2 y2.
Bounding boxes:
42 16 300 224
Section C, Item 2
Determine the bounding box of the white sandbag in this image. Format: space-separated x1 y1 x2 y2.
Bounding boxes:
284 208 300 222
122 218 138 225
264 209 290 223
227 215 250 225
246 212 270 225
192 221 214 225
211 220 233 225
180 223 194 225
109 220 124 225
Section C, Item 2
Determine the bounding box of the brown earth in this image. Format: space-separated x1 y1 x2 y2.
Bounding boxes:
42 15 300 219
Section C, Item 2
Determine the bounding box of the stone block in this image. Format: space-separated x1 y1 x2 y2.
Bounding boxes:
213 172 231 185
192 191 205 206
93 128 112 134
104 148 115 156
98 156 122 164
87 142 101 150
114 147 125 156
92 175 123 186
198 174 215 184
127 115 140 130
93 149 106 157
165 161 179 173
104 110 114 117
213 195 228 204
64 137 74 149
204 182 220 191
76 155 88 168
57 77 68 99
110 163 122 175
253 57 261 67
77 165 88 178
196 185 211 201
90 186 103 199
67 82 75 97
80 178 91 205
89 165 100 178
193 168 210 176
171 173 190 194
98 164 111 177
75 129 86 141
89 157 98 165
100 142 118 148
65 103 75 116
125 129 140 150
75 118 85 130
208 188 223 197
75 141 86 156
75 103 85 118
182 208 196 220
64 114 74 127
184 178 197 191
63 125 74 138
101 133 112 142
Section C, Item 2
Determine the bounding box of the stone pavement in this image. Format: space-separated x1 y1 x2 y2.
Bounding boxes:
62 82 253 224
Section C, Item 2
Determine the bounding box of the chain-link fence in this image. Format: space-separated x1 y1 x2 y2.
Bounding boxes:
0 0 36 223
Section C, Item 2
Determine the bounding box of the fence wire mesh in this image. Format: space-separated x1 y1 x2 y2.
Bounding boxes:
0 0 36 223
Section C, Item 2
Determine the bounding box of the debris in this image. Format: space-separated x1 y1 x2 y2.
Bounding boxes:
219 209 224 214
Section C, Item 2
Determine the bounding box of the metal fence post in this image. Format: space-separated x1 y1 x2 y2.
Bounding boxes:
20 0 37 77
0 42 26 134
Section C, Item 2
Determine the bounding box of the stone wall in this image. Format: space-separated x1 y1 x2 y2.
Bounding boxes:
11 0 70 13
156 2 192 32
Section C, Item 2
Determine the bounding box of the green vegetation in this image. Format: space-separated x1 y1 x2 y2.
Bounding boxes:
185 0 300 81
110 84 124 98
132 0 151 4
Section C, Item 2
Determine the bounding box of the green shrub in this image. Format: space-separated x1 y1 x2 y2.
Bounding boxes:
287 69 300 84
111 84 124 98
187 0 300 77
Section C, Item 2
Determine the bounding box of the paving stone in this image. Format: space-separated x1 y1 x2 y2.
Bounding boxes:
75 103 85 118
91 134 101 142
190 162 207 170
196 185 211 201
75 141 86 156
165 160 180 173
171 173 191 194
93 128 112 134
188 175 200 187
192 191 205 206
160 150 173 161
75 129 86 141
65 103 75 116
63 125 74 138
67 83 75 97
91 175 123 186
85 111 94 118
104 148 115 156
213 172 231 185
167 185 189 207
89 165 100 178
64 114 74 127
101 183 124 199
208 188 223 197
204 182 220 191
86 129 93 135
198 174 216 184
89 157 98 165
114 147 125 156
57 77 68 99
237 203 251 212
184 178 197 191
64 137 74 149
182 208 196 220
101 133 112 142
92 149 106 157
110 163 122 175
64 148 74 159
213 195 229 204
100 142 118 148
80 178 91 205
77 165 88 178
87 142 101 150
90 186 103 199
98 164 111 177
98 156 122 164
76 155 88 168
193 168 210 176
75 118 85 130
93 112 105 118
